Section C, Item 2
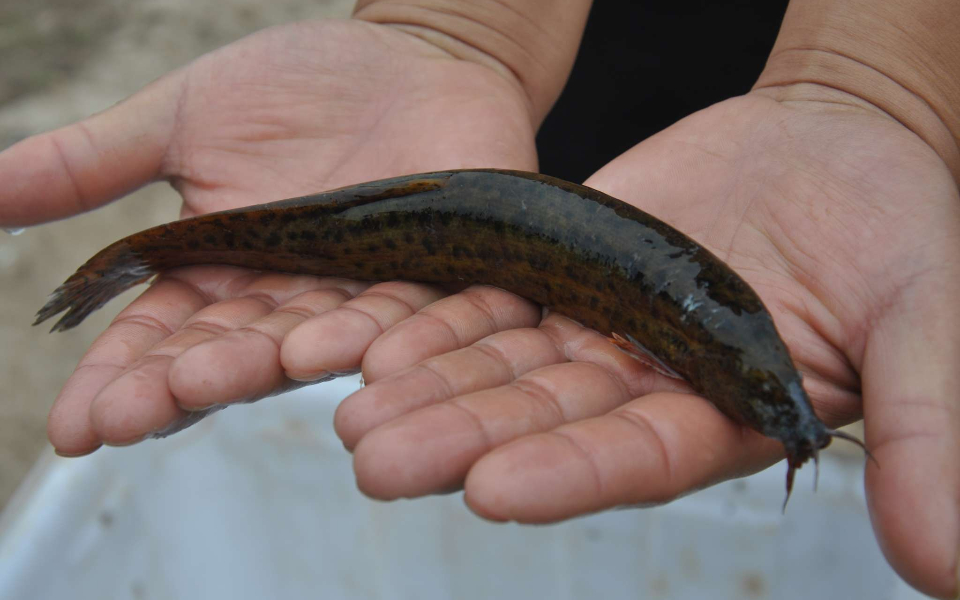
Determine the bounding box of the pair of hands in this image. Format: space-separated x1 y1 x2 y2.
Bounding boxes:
3 18 959 599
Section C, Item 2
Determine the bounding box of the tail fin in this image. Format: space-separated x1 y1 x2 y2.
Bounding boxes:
34 243 156 332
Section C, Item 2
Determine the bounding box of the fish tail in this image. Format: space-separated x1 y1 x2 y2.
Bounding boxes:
34 242 155 332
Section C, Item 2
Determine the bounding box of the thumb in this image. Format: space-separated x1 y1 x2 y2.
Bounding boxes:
862 266 960 599
0 71 183 227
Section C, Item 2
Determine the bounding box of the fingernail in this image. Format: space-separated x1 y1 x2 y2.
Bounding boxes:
102 437 146 448
175 400 221 413
2 227 25 236
288 371 331 383
54 445 101 458
148 407 225 439
288 368 359 383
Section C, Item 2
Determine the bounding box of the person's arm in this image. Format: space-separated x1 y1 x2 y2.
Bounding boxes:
752 1 960 595
755 0 960 179
353 0 593 127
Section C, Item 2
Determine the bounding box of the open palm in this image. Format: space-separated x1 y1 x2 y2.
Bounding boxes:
0 19 538 453
334 89 960 595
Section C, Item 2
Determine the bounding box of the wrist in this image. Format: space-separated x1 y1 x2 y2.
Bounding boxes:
352 0 592 126
753 0 960 180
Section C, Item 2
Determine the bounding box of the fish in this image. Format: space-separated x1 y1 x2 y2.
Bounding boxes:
34 168 869 504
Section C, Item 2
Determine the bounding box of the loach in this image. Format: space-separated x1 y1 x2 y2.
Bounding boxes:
34 169 870 505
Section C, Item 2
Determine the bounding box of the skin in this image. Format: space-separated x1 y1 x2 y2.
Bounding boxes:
1 0 958 597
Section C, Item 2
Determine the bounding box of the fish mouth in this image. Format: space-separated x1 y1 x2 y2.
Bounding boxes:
782 424 873 511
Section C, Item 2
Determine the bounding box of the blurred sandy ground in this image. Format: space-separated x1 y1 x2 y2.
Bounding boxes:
0 0 353 509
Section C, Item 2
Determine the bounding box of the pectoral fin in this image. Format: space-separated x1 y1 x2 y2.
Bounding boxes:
609 332 684 380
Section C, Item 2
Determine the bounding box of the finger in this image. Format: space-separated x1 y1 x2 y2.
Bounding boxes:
0 73 182 226
463 392 780 523
89 296 275 445
861 278 960 599
352 361 639 499
346 315 687 497
47 276 208 456
336 312 669 448
169 282 370 410
279 281 449 381
359 285 542 383
87 269 369 441
334 327 566 450
47 266 354 453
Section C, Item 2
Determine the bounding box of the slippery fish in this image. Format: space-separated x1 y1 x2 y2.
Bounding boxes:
34 169 868 503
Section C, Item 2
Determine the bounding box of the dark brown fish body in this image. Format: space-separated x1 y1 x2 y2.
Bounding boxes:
37 169 854 499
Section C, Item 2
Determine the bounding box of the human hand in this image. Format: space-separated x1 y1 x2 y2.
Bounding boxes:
334 87 960 595
1 10 588 455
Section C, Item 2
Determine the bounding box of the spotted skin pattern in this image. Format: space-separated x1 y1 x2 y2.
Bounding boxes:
36 169 866 503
